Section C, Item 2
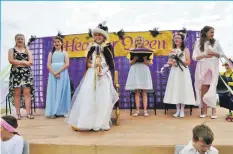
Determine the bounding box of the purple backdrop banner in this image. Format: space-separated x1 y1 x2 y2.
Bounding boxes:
29 31 200 109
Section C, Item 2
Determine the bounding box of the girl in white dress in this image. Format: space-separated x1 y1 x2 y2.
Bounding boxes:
193 26 227 119
66 22 119 131
125 36 153 117
1 115 24 154
163 29 196 118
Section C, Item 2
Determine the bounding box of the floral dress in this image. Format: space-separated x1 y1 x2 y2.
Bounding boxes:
8 48 35 107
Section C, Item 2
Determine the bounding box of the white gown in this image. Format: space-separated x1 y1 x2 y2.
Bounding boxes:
163 48 196 105
66 50 119 131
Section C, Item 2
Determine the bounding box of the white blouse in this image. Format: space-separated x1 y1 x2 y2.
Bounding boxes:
192 39 224 61
1 135 24 154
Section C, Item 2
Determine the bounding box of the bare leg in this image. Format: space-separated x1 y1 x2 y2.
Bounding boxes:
23 87 34 119
133 90 140 117
14 88 21 120
211 108 217 119
142 90 149 116
200 85 210 118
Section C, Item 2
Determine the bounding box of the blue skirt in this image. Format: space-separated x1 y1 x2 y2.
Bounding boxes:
45 63 71 116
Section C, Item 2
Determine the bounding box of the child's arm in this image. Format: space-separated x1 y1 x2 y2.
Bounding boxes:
130 56 138 66
167 58 175 66
8 48 26 66
27 49 33 66
183 48 191 66
47 52 57 75
143 56 152 66
57 51 70 74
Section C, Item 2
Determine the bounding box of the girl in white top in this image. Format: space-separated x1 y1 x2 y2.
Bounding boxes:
1 115 24 154
163 29 196 118
193 26 225 119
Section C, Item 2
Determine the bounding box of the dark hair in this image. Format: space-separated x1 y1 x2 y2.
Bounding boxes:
193 124 214 145
51 36 64 54
173 31 186 51
199 26 215 52
1 115 19 135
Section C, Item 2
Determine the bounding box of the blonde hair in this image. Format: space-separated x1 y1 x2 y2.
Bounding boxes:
135 36 144 48
14 34 29 53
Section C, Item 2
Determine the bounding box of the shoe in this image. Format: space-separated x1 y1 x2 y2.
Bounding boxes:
211 115 217 119
179 111 185 118
133 111 140 117
173 111 180 117
200 114 207 118
144 111 149 117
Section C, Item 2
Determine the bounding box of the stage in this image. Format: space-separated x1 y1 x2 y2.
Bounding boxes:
9 107 233 154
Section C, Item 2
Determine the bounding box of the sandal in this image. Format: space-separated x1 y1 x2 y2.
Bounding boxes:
26 114 34 119
133 111 140 117
17 114 21 120
144 111 149 117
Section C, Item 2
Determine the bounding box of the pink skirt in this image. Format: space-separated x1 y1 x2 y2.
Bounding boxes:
203 70 212 85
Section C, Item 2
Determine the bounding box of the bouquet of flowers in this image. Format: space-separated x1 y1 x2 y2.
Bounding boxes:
168 49 187 71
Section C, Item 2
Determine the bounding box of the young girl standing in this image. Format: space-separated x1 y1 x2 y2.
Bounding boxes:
193 26 226 119
66 22 119 131
45 35 71 118
125 36 153 117
163 30 196 118
8 34 35 120
1 115 24 154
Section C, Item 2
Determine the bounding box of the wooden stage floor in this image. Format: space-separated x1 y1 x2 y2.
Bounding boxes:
5 107 233 154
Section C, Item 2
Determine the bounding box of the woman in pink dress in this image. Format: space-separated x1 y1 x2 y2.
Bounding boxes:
193 26 224 119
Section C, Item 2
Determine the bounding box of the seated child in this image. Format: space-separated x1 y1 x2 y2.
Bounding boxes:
179 124 218 154
1 115 24 154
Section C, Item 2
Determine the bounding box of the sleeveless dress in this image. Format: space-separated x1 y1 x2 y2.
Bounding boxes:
66 49 119 131
45 51 71 116
8 48 35 106
163 48 196 105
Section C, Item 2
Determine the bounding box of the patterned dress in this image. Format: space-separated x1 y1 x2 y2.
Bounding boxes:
8 48 35 107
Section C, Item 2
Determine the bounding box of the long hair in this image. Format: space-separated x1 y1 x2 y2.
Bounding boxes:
135 36 144 48
14 34 28 53
51 36 64 54
199 26 215 52
173 33 186 51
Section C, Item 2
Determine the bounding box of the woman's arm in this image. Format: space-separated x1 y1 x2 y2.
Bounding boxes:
192 40 209 61
8 48 25 66
57 51 70 74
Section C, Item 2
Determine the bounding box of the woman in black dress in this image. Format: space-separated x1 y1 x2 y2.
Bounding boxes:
8 34 35 120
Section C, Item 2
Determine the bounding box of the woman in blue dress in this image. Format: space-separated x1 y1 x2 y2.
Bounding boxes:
45 35 71 118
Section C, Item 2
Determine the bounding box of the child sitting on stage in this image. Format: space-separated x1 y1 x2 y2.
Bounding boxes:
1 115 24 154
179 124 218 154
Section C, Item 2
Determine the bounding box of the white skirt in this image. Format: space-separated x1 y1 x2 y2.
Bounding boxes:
66 68 119 131
163 66 197 105
125 63 153 90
